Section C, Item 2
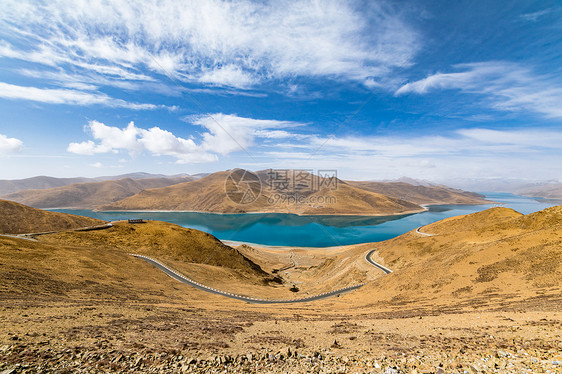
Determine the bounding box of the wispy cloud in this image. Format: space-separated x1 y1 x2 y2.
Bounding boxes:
17 68 179 95
0 82 174 110
0 0 420 91
257 127 562 180
0 134 23 154
68 114 307 163
519 8 552 22
300 127 562 159
396 61 562 118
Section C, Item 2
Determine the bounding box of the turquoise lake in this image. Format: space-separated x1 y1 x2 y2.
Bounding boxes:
51 193 562 247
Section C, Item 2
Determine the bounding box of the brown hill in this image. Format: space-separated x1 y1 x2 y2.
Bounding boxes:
40 220 271 281
1 221 275 302
347 205 562 309
100 169 424 215
0 200 106 234
346 180 489 205
1 176 193 208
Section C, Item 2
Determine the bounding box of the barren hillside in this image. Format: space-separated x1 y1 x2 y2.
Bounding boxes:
0 199 105 234
346 206 562 309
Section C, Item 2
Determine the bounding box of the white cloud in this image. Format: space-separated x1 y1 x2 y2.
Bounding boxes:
89 162 103 168
0 134 23 154
139 126 218 163
67 114 305 163
0 82 171 110
396 62 562 118
0 0 420 90
68 121 145 156
190 113 305 155
67 140 98 156
197 65 256 89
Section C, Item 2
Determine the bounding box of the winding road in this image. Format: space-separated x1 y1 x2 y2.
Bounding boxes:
415 226 434 236
130 254 367 304
3 221 393 304
130 250 393 304
364 249 393 274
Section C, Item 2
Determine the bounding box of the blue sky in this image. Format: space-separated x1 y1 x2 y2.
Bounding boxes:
0 0 561 184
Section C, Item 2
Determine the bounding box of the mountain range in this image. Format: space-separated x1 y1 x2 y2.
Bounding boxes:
1 169 490 215
2 176 193 209
100 169 424 215
0 172 198 196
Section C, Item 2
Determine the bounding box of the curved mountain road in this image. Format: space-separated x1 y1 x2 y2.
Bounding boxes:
364 249 393 274
131 254 368 304
131 245 394 303
415 226 434 236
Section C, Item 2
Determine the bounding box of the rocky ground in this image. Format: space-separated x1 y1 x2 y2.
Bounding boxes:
1 300 560 373
1 338 561 373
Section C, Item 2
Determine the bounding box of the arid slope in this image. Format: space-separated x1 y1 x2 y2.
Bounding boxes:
346 206 562 309
0 199 105 234
40 220 272 282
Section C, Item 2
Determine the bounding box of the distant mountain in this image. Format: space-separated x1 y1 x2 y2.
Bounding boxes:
90 172 174 181
101 169 424 215
436 177 557 193
0 172 193 196
1 176 194 209
0 199 105 234
0 176 90 196
345 180 488 205
381 176 437 187
517 182 562 200
190 172 211 179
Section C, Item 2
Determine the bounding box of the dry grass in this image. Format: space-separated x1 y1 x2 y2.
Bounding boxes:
40 220 272 283
342 206 562 311
0 199 105 234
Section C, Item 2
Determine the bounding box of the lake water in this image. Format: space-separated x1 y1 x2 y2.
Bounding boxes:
52 193 561 247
